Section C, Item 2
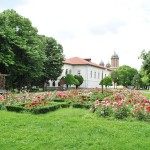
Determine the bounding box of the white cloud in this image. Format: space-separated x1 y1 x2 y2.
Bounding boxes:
1 0 150 70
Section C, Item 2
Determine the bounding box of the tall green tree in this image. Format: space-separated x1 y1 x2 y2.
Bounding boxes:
39 36 64 91
100 76 112 89
140 50 150 87
74 75 84 89
0 9 45 90
132 73 142 89
116 65 138 87
65 74 79 88
139 68 149 90
110 69 119 88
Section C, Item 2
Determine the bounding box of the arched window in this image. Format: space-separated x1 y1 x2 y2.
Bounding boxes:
69 69 71 74
52 81 55 87
77 70 81 75
98 72 100 79
65 69 68 75
90 71 92 78
94 72 96 78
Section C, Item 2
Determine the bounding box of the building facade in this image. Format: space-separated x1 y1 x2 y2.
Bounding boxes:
49 52 119 88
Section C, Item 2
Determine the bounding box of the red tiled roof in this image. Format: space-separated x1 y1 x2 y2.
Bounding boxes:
64 57 112 70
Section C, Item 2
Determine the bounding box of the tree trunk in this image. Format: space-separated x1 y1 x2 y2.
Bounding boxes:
66 84 68 89
43 82 45 92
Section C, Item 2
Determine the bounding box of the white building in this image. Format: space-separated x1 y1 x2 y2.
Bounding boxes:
49 52 119 88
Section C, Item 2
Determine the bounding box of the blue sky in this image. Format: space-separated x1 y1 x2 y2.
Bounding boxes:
0 0 25 9
1 0 150 70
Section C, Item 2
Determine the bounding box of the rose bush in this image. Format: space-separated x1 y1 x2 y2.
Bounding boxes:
92 90 150 121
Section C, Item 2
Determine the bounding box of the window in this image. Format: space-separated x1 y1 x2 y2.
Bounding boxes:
94 72 96 78
98 72 100 79
69 69 71 74
77 70 81 75
90 71 92 78
52 81 55 87
65 69 68 75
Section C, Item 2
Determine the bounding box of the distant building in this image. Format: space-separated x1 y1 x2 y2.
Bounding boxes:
111 51 119 69
48 52 119 88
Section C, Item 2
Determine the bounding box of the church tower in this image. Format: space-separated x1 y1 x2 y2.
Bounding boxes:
111 51 119 69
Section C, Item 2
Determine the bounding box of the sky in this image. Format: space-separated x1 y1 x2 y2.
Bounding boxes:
1 0 150 70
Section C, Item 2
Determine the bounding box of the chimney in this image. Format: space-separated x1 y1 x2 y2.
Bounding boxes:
84 58 91 62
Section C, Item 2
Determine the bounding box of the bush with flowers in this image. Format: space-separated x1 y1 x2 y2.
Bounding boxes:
91 89 150 121
0 88 111 114
1 88 149 120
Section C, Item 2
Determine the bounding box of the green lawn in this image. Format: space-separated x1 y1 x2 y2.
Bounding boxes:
0 108 150 150
141 90 150 99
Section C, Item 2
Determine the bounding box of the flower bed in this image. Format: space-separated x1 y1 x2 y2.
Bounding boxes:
91 90 150 121
0 88 110 114
1 88 149 121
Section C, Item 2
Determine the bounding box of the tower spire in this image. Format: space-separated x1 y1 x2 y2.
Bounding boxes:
111 51 119 69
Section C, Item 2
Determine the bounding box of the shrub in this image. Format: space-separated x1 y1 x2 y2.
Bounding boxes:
72 103 91 109
114 106 130 119
72 103 85 108
96 106 112 117
30 104 60 114
0 103 2 110
145 113 150 122
6 105 24 112
135 111 145 121
60 102 70 108
53 99 65 102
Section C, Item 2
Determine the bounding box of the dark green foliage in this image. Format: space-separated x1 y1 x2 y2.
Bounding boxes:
0 9 64 90
30 105 60 114
0 104 1 109
53 99 65 102
114 106 130 119
140 50 150 75
72 103 91 109
38 36 64 91
74 75 84 88
0 9 45 90
65 74 79 87
90 90 112 101
115 65 138 87
100 76 112 89
140 50 150 87
110 69 119 88
135 111 145 121
145 113 150 122
96 106 112 117
132 73 142 89
6 105 24 112
60 102 70 108
29 102 70 114
5 102 70 114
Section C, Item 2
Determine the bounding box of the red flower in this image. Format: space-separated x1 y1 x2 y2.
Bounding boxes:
146 106 150 113
37 96 41 99
82 98 85 101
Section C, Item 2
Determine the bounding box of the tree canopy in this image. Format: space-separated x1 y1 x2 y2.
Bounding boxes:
74 75 84 89
0 9 64 90
100 76 112 89
110 69 119 88
110 65 138 87
140 50 150 84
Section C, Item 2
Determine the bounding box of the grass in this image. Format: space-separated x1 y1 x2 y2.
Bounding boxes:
141 90 150 99
0 108 150 150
